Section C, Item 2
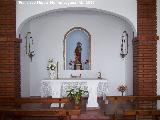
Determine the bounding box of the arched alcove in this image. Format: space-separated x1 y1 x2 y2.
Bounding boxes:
16 0 137 36
17 7 136 37
19 7 135 96
64 27 91 70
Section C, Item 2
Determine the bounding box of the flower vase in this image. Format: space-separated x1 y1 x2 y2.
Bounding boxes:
49 70 55 79
121 91 126 96
75 104 81 109
121 91 124 96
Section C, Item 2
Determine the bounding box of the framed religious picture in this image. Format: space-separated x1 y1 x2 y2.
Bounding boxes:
63 27 91 70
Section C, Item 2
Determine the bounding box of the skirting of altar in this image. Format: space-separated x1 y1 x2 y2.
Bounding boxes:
41 79 108 107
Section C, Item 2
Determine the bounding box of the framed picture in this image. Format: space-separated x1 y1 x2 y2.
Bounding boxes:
63 27 91 70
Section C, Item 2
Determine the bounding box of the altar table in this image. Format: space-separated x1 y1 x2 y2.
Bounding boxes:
41 79 108 107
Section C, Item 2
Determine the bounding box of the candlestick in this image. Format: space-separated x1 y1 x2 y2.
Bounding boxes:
56 62 59 79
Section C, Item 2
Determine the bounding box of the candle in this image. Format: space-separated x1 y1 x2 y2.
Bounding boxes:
56 62 59 79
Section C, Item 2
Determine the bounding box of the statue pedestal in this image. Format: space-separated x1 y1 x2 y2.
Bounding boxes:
74 63 82 70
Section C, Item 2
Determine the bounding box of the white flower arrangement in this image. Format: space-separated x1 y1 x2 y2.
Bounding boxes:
47 59 56 71
66 87 88 105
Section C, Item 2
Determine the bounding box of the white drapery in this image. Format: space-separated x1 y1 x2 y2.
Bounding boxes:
41 79 108 107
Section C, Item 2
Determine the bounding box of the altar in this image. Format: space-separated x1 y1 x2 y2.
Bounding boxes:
41 79 108 107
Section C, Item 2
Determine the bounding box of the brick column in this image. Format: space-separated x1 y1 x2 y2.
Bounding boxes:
0 1 20 99
134 0 158 96
134 1 159 119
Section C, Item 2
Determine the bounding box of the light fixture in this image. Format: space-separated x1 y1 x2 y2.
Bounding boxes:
25 32 35 61
120 31 128 58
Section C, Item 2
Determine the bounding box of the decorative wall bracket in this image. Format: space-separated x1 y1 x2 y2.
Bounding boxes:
120 31 128 58
25 32 35 61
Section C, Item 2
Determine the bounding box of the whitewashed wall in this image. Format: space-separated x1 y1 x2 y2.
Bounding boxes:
16 0 137 37
18 0 160 97
124 23 134 96
20 22 31 97
20 10 134 96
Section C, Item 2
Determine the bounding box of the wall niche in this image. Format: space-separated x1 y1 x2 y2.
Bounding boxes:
63 27 91 70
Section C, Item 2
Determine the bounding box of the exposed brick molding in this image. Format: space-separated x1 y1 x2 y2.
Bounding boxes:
137 0 157 37
0 39 21 97
0 1 16 36
134 0 157 97
0 36 21 42
0 0 20 99
136 35 159 41
134 2 157 117
133 40 157 95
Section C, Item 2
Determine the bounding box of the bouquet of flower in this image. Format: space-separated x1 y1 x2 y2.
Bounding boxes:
117 84 127 96
47 59 56 71
67 87 88 105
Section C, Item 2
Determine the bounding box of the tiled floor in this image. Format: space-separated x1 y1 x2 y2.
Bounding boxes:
71 107 110 120
71 107 136 120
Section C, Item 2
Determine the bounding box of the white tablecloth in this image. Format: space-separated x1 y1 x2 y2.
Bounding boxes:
41 79 108 107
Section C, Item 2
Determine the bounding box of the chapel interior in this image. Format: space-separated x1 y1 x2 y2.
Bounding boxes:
0 0 160 120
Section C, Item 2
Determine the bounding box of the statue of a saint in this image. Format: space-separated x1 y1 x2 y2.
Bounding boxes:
74 42 82 64
74 42 82 70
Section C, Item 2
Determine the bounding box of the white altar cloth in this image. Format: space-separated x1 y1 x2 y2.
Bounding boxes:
41 79 108 107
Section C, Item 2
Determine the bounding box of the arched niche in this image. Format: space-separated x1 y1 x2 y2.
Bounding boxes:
63 27 91 70
17 7 136 38
19 7 136 96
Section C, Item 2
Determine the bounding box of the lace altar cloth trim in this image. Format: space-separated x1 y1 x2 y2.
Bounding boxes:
41 81 108 98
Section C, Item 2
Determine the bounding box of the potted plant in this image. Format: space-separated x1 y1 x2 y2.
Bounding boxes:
67 88 88 109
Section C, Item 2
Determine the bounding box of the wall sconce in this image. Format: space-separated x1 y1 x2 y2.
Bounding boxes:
120 31 128 58
25 32 35 61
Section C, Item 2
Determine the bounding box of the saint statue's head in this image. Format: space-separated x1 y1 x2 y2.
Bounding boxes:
77 42 82 47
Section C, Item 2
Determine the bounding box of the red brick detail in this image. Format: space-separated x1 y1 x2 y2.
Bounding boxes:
137 0 157 36
0 37 21 98
133 40 157 96
134 0 157 96
134 1 157 117
0 0 20 99
136 35 159 41
0 1 16 36
134 0 157 97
